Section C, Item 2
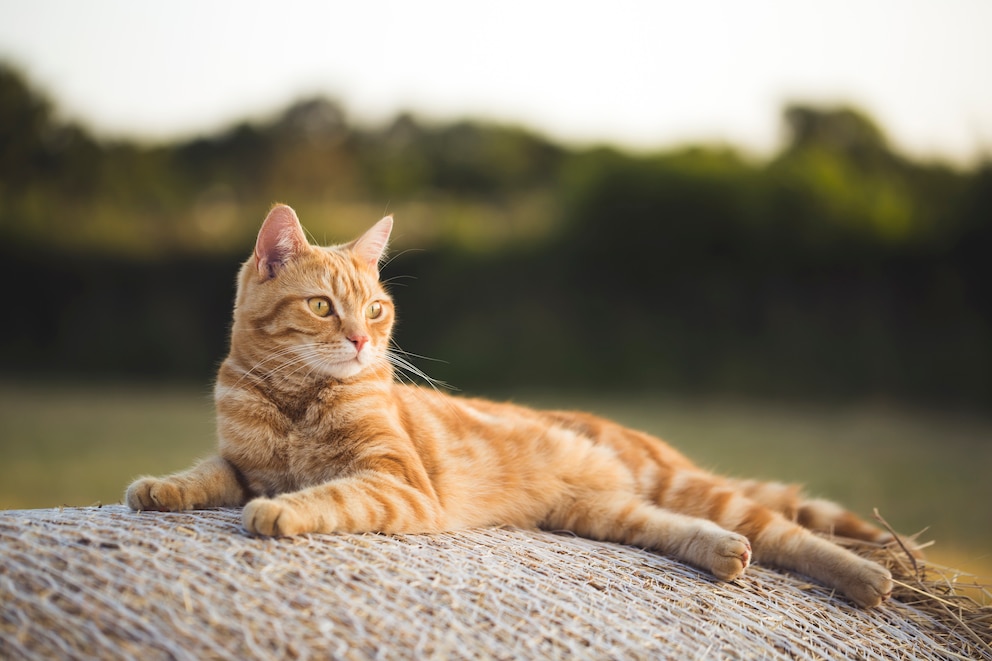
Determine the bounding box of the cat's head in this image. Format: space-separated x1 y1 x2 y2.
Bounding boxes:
231 204 395 382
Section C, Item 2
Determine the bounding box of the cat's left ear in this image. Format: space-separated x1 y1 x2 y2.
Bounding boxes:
351 215 393 274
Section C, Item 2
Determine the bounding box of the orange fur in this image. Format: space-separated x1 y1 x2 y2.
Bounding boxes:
126 204 895 607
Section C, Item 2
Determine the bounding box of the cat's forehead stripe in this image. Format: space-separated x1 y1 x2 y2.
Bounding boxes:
316 249 377 303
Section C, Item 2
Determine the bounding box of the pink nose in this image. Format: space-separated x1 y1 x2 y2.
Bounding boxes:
348 334 369 352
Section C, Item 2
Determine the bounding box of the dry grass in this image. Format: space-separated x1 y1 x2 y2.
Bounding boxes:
1 505 989 660
850 511 991 658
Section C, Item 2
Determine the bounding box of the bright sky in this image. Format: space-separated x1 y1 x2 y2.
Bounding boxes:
1 0 990 163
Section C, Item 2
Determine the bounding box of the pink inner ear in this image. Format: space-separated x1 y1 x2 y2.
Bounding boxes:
353 216 394 268
254 205 309 279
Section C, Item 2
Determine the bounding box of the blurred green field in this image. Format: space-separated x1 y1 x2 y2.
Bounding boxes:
0 380 989 581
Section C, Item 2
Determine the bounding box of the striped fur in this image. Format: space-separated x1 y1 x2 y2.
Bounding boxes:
126 204 894 607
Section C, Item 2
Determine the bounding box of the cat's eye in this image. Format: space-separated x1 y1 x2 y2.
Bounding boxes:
366 301 383 319
307 297 333 317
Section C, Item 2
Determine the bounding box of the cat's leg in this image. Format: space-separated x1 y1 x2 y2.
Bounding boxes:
542 491 753 582
126 456 249 511
660 473 892 607
727 478 890 542
242 470 442 537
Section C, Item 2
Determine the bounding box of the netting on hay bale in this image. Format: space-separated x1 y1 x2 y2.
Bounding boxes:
0 506 989 660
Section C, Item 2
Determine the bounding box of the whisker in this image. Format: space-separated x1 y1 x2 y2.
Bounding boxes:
384 352 455 393
380 352 466 419
227 342 334 391
226 345 309 390
379 277 412 289
388 343 448 364
380 248 424 272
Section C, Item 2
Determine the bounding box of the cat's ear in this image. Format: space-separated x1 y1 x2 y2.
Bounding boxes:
254 204 309 280
351 215 393 273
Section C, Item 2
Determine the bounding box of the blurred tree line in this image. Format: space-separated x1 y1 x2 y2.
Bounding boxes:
1 62 989 407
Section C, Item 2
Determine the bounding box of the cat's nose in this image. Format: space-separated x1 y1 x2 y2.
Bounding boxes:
348 334 369 353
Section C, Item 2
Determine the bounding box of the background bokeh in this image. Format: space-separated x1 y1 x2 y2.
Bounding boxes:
2 65 990 403
0 2 989 580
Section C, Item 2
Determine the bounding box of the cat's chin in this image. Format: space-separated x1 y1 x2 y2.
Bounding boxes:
320 357 372 381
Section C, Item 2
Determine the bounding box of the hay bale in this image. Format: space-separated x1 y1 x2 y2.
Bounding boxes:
0 506 988 660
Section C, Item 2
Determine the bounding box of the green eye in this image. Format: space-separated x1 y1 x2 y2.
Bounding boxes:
366 301 383 319
308 297 333 317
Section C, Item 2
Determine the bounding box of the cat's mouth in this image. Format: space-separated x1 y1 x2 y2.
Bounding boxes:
319 347 373 379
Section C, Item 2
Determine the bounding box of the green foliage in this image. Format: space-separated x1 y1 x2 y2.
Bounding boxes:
0 61 990 406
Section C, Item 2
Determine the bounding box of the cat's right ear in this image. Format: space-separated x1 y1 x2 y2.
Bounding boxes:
254 204 309 280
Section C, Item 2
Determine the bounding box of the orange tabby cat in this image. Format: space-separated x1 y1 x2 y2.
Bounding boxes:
126 204 895 607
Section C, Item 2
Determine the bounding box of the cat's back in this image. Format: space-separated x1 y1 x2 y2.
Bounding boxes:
392 385 698 480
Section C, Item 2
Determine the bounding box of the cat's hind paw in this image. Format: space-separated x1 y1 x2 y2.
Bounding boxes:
243 497 310 537
708 532 752 581
126 477 188 512
838 558 893 608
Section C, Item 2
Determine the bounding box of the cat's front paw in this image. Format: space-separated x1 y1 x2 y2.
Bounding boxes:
838 558 893 608
707 532 752 581
126 477 188 511
243 497 310 537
